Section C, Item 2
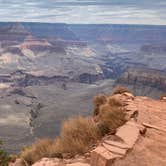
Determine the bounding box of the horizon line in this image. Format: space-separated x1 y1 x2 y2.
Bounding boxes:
0 21 166 27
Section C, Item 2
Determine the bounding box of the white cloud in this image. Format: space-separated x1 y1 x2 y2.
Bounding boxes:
0 0 165 25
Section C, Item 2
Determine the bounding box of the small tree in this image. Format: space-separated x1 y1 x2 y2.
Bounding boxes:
0 140 10 166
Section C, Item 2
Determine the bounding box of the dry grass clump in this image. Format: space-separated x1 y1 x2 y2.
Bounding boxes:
96 103 126 136
108 96 124 107
21 93 127 165
21 117 101 165
20 139 55 165
97 108 126 135
94 94 127 136
56 116 101 155
95 96 125 117
93 95 107 107
112 86 131 95
93 95 107 116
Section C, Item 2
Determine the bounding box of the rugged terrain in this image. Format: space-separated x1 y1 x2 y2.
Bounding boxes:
10 93 166 166
0 22 166 153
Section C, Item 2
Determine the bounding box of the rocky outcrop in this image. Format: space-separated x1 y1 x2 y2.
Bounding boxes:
91 116 140 166
0 23 30 46
19 93 166 166
141 44 166 54
74 73 104 84
12 72 69 87
117 68 166 91
116 68 166 98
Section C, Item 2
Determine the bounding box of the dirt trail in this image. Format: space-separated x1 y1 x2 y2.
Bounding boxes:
113 96 166 166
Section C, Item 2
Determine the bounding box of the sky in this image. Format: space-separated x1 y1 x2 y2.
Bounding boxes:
0 0 166 25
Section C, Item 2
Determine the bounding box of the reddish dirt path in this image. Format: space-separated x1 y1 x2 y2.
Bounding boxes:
113 97 166 166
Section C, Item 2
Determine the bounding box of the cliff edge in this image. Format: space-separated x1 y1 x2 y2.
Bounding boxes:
10 92 166 166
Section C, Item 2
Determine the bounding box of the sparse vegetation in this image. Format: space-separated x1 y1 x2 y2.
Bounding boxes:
20 93 127 165
55 116 101 155
112 86 131 95
0 140 11 166
108 96 124 107
20 139 55 165
20 117 101 165
98 108 126 134
96 96 126 135
93 95 107 116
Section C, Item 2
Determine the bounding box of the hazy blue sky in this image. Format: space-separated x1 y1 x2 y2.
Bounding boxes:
0 0 165 25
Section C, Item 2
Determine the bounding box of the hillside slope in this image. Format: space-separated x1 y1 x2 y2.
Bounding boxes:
9 92 166 166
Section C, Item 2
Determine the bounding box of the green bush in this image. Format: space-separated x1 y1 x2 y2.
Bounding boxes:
0 140 10 166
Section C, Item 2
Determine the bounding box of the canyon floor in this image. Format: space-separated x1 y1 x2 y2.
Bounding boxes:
0 22 166 154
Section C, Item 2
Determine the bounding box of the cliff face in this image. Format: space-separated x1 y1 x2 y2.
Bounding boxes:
116 68 166 98
0 23 30 46
141 44 166 54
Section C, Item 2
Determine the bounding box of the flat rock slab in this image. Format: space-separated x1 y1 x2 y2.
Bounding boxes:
66 163 90 166
104 140 130 149
91 146 122 166
116 121 140 148
102 143 127 155
32 158 61 166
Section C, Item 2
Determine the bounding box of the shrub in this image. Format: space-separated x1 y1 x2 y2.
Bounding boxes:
112 86 131 95
0 140 10 166
96 96 124 119
20 139 54 165
98 108 127 135
108 96 124 107
21 95 127 165
93 95 107 107
97 122 110 136
56 116 101 155
21 117 101 164
98 104 111 116
95 95 127 136
93 95 107 116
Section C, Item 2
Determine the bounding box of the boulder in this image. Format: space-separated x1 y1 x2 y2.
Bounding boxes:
91 146 122 166
104 140 130 149
116 121 140 148
32 158 62 166
102 143 127 155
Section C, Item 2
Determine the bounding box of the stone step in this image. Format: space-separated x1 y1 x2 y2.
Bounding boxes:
116 120 140 148
102 143 127 155
91 146 122 166
104 140 130 149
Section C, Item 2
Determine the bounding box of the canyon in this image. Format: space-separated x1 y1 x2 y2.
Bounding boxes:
0 22 165 153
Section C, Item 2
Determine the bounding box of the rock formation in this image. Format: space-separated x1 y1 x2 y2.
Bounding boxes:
9 92 166 166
